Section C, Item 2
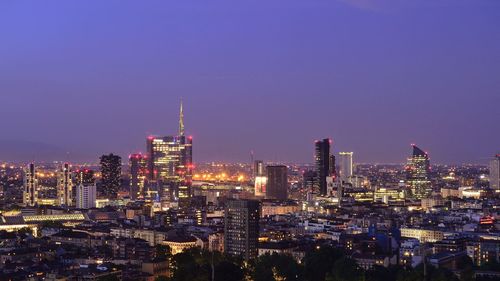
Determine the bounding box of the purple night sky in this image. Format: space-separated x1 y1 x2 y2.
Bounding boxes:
0 1 499 164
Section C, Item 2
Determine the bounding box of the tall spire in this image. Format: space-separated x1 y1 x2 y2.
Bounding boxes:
179 99 185 136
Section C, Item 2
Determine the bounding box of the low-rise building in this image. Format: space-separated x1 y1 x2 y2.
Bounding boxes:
399 239 423 268
162 234 197 255
467 240 500 266
400 227 444 243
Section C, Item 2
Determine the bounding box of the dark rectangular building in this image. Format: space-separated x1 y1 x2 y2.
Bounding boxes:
266 165 288 200
100 153 122 199
224 199 260 261
315 138 331 196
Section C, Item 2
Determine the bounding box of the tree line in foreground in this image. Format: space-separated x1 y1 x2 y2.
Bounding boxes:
154 245 500 281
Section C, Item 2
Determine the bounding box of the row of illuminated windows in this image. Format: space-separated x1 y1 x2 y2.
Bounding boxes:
23 214 85 222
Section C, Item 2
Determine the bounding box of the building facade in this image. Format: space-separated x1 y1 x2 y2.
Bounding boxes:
489 154 500 190
266 165 288 200
254 160 265 178
100 153 122 199
23 163 38 206
338 152 354 182
315 139 332 196
147 135 193 201
400 228 444 243
254 176 267 197
129 153 148 200
76 184 97 209
57 163 73 206
74 169 95 186
406 145 432 199
224 199 260 260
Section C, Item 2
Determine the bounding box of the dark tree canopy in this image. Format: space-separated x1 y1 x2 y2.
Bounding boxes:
165 246 482 281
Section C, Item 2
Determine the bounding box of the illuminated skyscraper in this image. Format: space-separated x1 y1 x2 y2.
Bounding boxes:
57 163 73 206
224 199 260 261
23 163 38 206
147 135 193 201
338 152 353 182
314 138 332 196
76 184 96 209
100 154 122 199
147 101 193 202
129 153 148 200
266 165 288 200
406 145 432 199
490 154 500 190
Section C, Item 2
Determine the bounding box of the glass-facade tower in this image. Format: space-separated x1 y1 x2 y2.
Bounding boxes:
406 145 432 199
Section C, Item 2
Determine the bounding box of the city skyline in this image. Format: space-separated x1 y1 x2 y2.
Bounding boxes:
1 2 499 280
0 103 497 165
0 132 497 165
1 1 499 164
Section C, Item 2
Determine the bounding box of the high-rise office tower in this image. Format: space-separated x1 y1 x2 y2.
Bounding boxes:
338 152 354 181
57 163 73 206
129 153 148 200
147 101 193 202
314 138 331 196
490 154 500 190
74 169 95 186
23 163 38 206
406 145 432 199
100 153 122 199
266 165 288 200
147 135 193 201
224 199 260 261
76 184 97 209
